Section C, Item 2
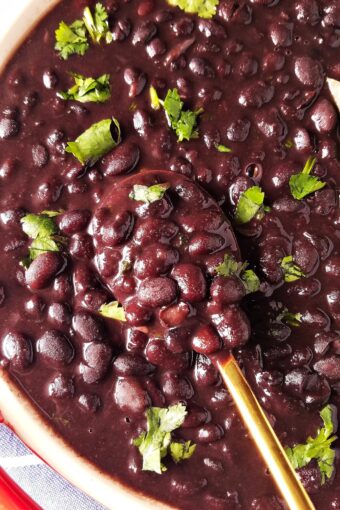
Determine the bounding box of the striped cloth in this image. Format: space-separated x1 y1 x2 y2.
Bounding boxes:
0 424 106 509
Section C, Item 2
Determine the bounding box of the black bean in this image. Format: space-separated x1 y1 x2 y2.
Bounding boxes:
59 209 91 235
0 118 20 139
114 376 150 413
25 252 63 290
78 393 101 413
37 330 74 366
132 21 157 45
171 263 207 303
48 374 74 399
137 277 177 308
1 331 33 371
83 342 113 372
191 324 221 355
48 302 71 327
73 312 104 343
113 352 154 376
102 142 140 176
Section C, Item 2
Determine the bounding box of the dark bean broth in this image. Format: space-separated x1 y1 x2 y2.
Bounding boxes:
0 0 340 508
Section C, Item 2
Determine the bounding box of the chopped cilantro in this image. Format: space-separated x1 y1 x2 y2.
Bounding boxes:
241 269 261 294
280 256 305 283
83 3 113 44
215 254 260 294
235 186 266 225
21 213 58 240
20 211 63 266
99 301 126 322
215 254 243 277
285 405 337 484
215 143 232 153
284 139 294 149
289 157 326 200
129 183 170 204
150 87 202 142
170 441 197 463
133 404 196 474
57 73 111 103
167 0 219 19
55 20 89 60
278 309 302 327
65 118 121 166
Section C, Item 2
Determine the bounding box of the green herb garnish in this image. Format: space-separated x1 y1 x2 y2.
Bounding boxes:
55 20 89 60
241 269 261 294
235 186 266 225
167 0 219 19
21 211 63 266
150 87 202 142
129 183 170 204
278 309 302 327
99 301 126 322
150 86 161 110
289 157 326 200
284 139 294 149
215 254 260 294
134 404 196 474
57 73 111 103
280 256 305 283
215 143 232 153
65 118 121 166
83 3 113 44
285 405 337 484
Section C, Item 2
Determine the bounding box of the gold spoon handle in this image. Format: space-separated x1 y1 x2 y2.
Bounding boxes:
217 355 315 510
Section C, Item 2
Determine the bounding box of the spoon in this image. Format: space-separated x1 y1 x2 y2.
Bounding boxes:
216 355 315 510
98 169 315 510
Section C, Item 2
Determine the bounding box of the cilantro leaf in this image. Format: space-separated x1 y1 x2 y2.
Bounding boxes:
99 301 126 322
215 254 260 294
235 186 265 225
29 237 60 261
174 110 200 142
215 254 242 277
151 88 202 141
55 20 89 60
278 309 302 327
167 0 219 19
215 143 232 153
289 157 326 200
133 404 195 474
65 118 121 166
163 89 183 125
241 269 261 294
280 256 305 283
21 213 58 240
20 211 63 266
129 183 170 204
170 441 196 463
285 405 337 484
83 3 113 44
57 73 111 103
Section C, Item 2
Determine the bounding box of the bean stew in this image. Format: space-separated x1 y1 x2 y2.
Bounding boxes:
0 0 340 508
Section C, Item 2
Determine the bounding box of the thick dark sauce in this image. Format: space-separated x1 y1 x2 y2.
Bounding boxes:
0 0 340 508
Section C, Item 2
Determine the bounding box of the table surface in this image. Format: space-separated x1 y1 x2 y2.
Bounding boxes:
0 3 105 509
